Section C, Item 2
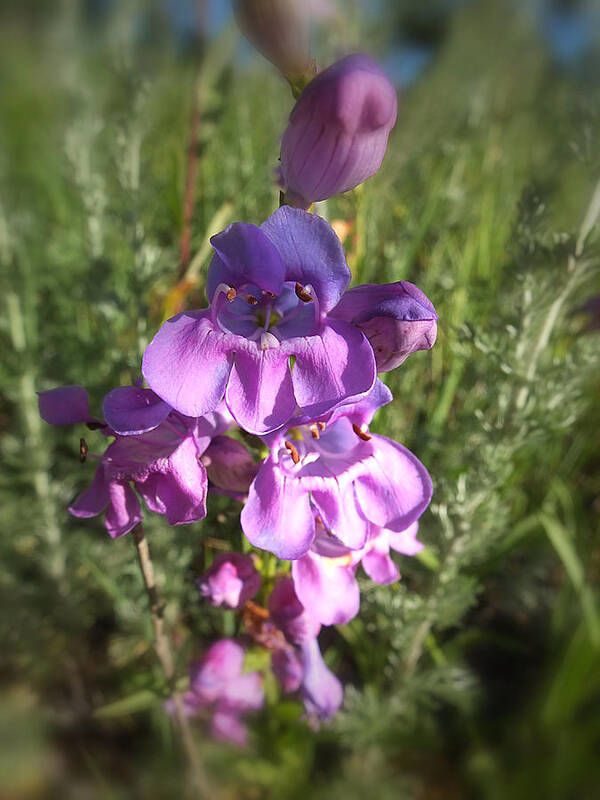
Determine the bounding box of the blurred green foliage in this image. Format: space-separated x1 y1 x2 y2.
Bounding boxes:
0 0 599 798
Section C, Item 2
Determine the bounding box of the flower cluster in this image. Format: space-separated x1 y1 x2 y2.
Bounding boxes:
39 4 439 748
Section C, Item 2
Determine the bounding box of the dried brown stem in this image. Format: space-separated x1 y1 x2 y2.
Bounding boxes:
132 524 211 798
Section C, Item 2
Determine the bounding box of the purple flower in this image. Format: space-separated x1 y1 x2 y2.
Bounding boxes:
271 647 303 692
197 552 261 609
143 208 436 436
200 435 258 498
267 578 343 721
240 383 432 559
176 639 264 747
330 281 438 371
298 637 343 722
280 54 398 209
38 384 233 538
291 520 423 625
142 207 379 434
268 575 321 643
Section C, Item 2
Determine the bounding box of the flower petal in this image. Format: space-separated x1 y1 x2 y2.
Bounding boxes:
261 206 350 312
292 551 360 625
220 672 264 712
310 478 370 551
138 435 207 526
142 310 232 418
268 577 321 644
354 435 432 532
290 320 376 418
202 435 258 494
68 464 110 518
271 648 303 692
387 521 424 555
241 460 315 560
207 222 285 300
104 481 143 538
211 708 248 747
331 281 438 371
361 548 399 585
299 638 343 722
102 386 171 435
38 385 92 426
226 348 296 435
191 639 245 700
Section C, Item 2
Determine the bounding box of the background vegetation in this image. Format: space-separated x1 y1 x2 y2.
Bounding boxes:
1 0 599 797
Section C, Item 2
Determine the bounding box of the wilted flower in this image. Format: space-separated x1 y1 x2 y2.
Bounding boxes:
233 0 313 82
197 552 261 609
38 384 236 537
241 381 432 559
280 54 398 208
174 639 264 746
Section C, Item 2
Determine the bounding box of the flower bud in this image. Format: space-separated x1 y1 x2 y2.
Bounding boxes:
233 0 311 80
331 281 438 371
280 54 398 208
197 552 261 610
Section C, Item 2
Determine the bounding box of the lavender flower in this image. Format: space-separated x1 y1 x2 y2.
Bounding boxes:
176 639 264 747
197 552 261 610
291 521 424 625
240 382 432 559
142 207 376 434
268 578 343 721
280 54 398 209
38 384 234 537
143 207 436 436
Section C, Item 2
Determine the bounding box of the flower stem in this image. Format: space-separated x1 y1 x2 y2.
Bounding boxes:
132 524 211 798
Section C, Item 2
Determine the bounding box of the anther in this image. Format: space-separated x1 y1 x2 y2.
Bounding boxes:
317 421 326 431
310 424 320 440
295 282 313 302
284 440 300 464
352 423 372 441
80 437 88 462
226 286 237 302
245 294 259 305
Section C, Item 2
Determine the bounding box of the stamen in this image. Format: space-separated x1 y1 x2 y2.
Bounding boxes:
80 437 88 463
317 421 326 431
295 282 313 302
284 440 300 464
310 424 320 440
226 286 237 302
245 294 259 305
262 290 276 298
352 423 372 441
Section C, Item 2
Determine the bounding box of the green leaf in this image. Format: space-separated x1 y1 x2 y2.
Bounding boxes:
538 512 600 648
93 690 160 719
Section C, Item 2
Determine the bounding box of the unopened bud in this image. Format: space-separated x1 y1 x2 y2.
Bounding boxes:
280 54 398 208
233 0 312 82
